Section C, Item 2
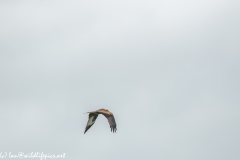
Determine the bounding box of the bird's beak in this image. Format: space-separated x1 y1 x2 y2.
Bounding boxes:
83 112 90 114
84 111 95 114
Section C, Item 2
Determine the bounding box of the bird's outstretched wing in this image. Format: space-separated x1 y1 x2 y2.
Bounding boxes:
98 110 117 133
84 113 98 134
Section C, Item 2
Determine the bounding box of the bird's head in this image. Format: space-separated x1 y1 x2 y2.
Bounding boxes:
84 110 98 114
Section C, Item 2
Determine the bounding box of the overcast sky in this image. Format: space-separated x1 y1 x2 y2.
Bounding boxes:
0 0 240 160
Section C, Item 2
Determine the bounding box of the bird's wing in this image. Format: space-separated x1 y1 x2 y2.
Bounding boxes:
84 113 98 134
98 110 117 133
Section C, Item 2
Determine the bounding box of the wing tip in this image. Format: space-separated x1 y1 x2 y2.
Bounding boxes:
111 127 117 133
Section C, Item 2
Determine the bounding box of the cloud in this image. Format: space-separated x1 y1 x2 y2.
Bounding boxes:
0 0 239 160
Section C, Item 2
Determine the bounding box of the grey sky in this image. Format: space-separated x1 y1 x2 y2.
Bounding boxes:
0 0 240 160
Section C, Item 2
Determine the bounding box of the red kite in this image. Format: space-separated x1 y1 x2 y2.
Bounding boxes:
84 108 117 134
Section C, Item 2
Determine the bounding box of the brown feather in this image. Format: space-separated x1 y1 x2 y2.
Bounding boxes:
84 108 117 134
97 109 117 133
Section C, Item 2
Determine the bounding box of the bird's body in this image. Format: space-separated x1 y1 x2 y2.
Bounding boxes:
84 108 117 134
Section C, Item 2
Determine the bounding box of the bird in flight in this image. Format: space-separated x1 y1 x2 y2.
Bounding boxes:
84 108 117 134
